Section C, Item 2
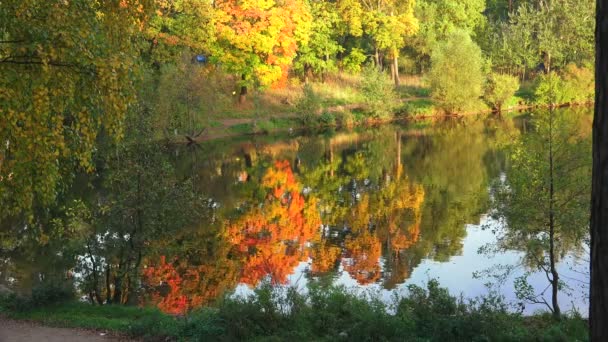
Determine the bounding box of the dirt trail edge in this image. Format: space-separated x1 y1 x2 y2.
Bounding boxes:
0 317 133 342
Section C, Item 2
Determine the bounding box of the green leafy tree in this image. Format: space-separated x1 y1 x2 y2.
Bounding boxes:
408 0 486 71
484 73 520 112
490 109 591 320
294 0 343 80
428 30 484 113
0 0 152 220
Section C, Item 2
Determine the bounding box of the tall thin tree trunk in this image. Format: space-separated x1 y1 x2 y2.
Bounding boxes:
393 50 400 87
590 0 608 339
548 110 561 320
374 47 380 68
239 74 247 104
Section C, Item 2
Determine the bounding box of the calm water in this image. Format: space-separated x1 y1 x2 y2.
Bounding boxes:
0 109 590 315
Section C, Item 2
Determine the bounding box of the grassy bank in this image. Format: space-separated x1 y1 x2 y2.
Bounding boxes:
168 73 593 144
0 281 588 341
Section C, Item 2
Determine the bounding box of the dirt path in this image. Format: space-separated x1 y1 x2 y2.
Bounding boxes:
0 318 132 342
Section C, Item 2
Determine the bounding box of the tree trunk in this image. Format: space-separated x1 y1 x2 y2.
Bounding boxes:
239 74 247 104
548 111 561 320
374 47 380 68
393 50 400 87
590 0 608 339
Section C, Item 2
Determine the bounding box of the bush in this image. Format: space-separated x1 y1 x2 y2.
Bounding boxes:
336 111 355 128
429 30 484 113
31 282 74 306
360 66 399 120
533 72 569 105
296 84 323 126
484 73 520 111
562 63 594 104
319 112 336 126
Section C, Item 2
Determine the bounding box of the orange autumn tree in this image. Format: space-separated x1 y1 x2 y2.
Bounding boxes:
141 227 240 314
213 0 311 102
226 160 321 285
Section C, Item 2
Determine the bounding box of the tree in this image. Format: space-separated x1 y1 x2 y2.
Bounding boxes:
491 109 591 320
428 30 484 113
0 0 152 220
590 0 608 338
360 0 418 85
293 0 343 81
213 0 311 103
484 73 520 112
407 0 485 72
144 0 216 65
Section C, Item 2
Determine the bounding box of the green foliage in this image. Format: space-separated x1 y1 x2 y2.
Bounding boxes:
319 112 337 126
31 282 74 307
488 0 594 77
341 48 367 74
336 111 356 128
484 73 520 111
533 73 569 106
294 1 343 78
0 0 152 219
296 84 324 126
402 98 437 116
428 30 484 113
1 281 589 341
360 67 398 119
408 0 487 71
561 64 594 104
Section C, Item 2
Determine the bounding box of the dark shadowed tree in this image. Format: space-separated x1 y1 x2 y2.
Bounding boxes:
591 0 608 340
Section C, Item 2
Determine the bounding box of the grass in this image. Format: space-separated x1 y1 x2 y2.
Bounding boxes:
0 280 589 342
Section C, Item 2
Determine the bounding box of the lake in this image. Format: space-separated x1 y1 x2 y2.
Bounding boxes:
0 108 591 316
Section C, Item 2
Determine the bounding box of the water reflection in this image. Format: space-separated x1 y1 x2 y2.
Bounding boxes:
0 110 591 315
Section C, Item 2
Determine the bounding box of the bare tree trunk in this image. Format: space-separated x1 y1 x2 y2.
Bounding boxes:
393 50 400 87
548 110 561 320
590 0 608 339
374 47 380 68
239 74 247 104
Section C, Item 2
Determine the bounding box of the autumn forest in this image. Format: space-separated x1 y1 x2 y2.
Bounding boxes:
0 0 603 341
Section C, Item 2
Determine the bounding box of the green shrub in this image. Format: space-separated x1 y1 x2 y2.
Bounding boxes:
402 98 437 117
128 309 181 340
534 72 569 105
342 48 367 74
296 84 323 126
429 30 484 113
562 63 594 104
0 293 32 312
336 111 355 128
360 66 398 120
484 73 521 111
319 112 336 126
31 282 73 306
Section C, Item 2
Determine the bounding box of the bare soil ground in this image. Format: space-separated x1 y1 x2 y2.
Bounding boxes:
0 317 132 342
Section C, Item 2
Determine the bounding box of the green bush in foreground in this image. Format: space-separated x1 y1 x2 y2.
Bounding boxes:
0 280 588 342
